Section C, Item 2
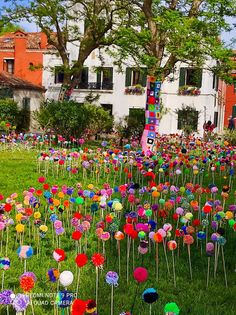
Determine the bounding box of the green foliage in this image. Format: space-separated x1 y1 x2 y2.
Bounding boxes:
175 105 199 135
223 129 236 145
115 108 145 140
0 99 19 128
114 0 236 81
0 149 235 315
33 100 113 138
4 0 130 91
0 22 23 35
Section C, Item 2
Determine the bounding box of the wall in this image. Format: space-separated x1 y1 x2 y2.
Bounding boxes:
224 74 236 126
13 89 44 130
0 32 44 86
43 45 218 135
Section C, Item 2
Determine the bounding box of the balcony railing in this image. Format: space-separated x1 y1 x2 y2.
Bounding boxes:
77 82 113 90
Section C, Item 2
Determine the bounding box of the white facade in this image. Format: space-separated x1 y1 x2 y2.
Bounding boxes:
43 45 221 136
13 89 44 130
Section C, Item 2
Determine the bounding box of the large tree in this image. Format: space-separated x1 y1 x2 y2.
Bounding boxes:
3 0 236 92
4 0 130 96
113 0 236 82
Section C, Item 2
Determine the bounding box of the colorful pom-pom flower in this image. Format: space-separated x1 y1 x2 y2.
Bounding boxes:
91 253 105 267
164 302 180 315
142 288 159 304
47 268 60 282
105 271 119 286
53 249 66 262
133 267 148 283
75 254 88 268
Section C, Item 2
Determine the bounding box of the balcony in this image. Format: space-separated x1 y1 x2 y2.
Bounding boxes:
178 85 201 96
77 82 113 91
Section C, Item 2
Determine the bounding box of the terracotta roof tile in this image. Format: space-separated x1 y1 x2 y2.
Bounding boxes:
0 31 56 50
0 71 45 91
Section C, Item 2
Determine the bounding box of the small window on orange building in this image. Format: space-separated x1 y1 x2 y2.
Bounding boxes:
4 59 14 74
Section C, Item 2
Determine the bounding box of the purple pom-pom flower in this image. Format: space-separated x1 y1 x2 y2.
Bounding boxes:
12 294 30 312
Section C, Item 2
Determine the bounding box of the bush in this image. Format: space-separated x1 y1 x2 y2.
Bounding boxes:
0 99 19 130
33 100 113 138
223 129 236 145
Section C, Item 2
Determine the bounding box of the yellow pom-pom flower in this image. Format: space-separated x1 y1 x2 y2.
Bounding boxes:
16 213 23 222
34 211 41 219
39 225 48 233
16 223 24 233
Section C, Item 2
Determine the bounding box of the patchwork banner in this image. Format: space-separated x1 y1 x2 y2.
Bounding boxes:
141 77 161 155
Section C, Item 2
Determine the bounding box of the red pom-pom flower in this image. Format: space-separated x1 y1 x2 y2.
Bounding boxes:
75 254 88 268
20 276 35 292
91 253 105 267
133 267 148 283
72 231 82 241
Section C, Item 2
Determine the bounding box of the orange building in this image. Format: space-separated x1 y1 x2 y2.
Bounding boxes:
220 51 236 127
0 30 49 87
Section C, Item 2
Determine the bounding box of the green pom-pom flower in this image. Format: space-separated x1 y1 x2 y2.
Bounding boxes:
164 302 180 314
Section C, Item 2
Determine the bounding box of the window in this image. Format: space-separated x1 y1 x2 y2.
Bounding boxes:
125 68 147 87
97 67 113 90
177 107 198 131
213 73 218 90
54 66 64 84
232 105 236 118
21 98 31 130
76 68 89 89
179 68 202 87
3 59 14 74
214 112 218 127
233 82 236 93
0 87 13 99
101 104 113 116
22 97 30 110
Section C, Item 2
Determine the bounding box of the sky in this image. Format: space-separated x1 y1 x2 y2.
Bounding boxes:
0 0 235 48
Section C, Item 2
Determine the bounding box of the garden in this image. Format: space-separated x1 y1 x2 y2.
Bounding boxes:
0 130 235 315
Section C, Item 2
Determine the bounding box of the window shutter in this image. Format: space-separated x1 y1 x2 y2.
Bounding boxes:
83 67 88 83
214 112 218 127
125 67 132 87
232 105 236 118
140 68 147 87
96 68 101 89
109 67 113 83
177 112 182 129
196 68 202 88
179 68 186 87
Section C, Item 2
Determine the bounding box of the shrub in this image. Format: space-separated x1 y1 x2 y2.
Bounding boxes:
0 99 19 130
223 129 236 145
33 100 113 138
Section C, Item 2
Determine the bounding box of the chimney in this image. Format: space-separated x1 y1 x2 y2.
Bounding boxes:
14 30 27 77
40 33 48 49
14 30 27 52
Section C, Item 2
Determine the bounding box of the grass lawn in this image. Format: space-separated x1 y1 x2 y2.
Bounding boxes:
0 148 235 315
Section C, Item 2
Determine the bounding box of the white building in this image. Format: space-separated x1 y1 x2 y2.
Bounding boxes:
0 71 45 130
43 41 221 136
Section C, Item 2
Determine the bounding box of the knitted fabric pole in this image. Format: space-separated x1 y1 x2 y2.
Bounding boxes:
141 77 161 155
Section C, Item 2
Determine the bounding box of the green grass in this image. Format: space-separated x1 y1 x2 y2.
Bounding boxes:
0 148 235 315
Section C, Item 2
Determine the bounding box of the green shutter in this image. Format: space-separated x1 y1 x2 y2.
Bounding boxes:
83 67 88 83
195 68 202 88
140 68 147 87
179 68 186 87
97 68 101 85
232 105 236 118
125 67 132 86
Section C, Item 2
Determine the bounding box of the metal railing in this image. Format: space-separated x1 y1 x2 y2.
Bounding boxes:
77 82 113 90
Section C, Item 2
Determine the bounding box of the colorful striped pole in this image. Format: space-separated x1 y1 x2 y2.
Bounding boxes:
141 76 161 155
